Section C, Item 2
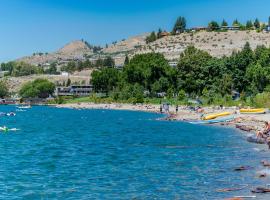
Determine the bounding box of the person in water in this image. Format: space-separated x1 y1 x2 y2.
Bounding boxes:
257 121 270 139
0 126 8 132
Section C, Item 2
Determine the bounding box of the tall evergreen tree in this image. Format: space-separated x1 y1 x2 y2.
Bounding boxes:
157 28 162 39
208 21 219 31
172 16 186 34
246 20 253 29
254 18 260 29
221 19 228 27
124 55 129 65
146 31 157 43
233 19 240 26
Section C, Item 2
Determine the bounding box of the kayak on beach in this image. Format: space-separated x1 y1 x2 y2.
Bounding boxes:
202 112 232 120
240 108 267 114
190 115 235 124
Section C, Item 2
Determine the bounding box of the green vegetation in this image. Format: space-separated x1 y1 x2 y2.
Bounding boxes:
0 80 9 98
221 19 228 27
1 62 42 77
146 31 157 44
172 16 186 34
19 79 55 98
87 43 270 107
208 21 219 31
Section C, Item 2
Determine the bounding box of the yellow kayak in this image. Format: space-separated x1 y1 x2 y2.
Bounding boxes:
202 112 231 120
240 108 266 114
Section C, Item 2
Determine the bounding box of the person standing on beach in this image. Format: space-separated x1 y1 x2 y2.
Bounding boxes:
176 105 178 113
160 104 163 113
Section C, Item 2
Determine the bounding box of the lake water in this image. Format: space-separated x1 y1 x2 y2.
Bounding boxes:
0 106 270 199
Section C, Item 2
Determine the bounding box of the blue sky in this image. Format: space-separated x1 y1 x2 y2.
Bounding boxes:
0 0 270 61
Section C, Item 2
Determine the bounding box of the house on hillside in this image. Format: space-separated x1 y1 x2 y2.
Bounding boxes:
160 31 170 38
221 26 240 31
190 27 208 32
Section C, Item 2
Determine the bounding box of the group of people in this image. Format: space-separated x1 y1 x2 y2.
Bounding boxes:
257 121 270 148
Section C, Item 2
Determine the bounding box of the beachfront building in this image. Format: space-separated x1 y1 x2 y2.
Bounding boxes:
55 85 93 97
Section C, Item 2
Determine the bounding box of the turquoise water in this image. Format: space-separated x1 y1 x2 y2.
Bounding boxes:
0 106 269 199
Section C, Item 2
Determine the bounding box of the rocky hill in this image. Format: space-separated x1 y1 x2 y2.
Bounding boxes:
15 30 270 67
17 40 93 66
131 30 270 60
101 30 270 62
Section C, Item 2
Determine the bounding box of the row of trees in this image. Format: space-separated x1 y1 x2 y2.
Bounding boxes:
1 62 43 77
61 56 115 73
91 43 270 104
0 55 116 76
0 78 55 99
208 18 267 31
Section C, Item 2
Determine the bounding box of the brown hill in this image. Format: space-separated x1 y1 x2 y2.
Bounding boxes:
17 40 93 66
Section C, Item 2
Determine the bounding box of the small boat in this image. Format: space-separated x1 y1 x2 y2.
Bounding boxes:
190 115 235 124
202 112 232 120
240 108 267 114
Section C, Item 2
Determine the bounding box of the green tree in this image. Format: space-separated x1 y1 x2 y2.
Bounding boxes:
91 68 120 92
157 28 162 39
66 78 71 86
233 19 240 26
19 79 55 98
103 56 115 67
225 42 254 92
124 55 129 65
221 19 228 27
246 20 253 29
208 21 219 31
172 16 186 34
178 89 186 101
0 80 9 98
177 46 212 95
123 53 174 91
146 31 157 43
12 62 41 77
254 18 260 29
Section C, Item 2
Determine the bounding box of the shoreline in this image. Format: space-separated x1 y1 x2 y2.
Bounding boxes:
55 102 268 136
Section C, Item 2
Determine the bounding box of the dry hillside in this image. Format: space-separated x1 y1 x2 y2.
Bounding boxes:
17 40 93 66
14 30 270 67
129 30 270 60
